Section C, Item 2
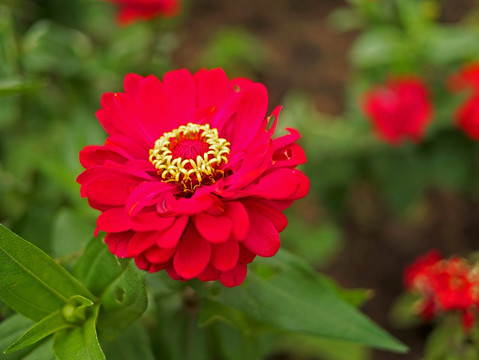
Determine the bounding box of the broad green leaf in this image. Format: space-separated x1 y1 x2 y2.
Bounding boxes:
53 304 105 360
210 321 265 360
17 339 55 360
153 304 210 360
0 224 94 321
101 323 155 360
0 315 54 360
198 300 276 360
5 310 71 353
74 237 147 339
194 250 407 353
277 334 370 360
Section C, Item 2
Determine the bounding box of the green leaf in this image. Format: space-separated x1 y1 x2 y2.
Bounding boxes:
101 323 155 360
0 315 55 360
53 304 105 360
74 237 147 339
0 224 94 321
277 334 370 360
0 315 34 356
194 250 407 353
5 310 72 353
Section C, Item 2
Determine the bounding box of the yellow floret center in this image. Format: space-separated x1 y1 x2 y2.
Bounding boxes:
149 123 230 194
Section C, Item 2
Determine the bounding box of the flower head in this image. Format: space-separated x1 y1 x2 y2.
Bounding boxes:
77 68 309 287
105 0 179 25
448 62 479 93
404 251 479 331
363 77 433 145
404 249 442 292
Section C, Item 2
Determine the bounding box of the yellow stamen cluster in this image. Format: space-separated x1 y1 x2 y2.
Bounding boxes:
149 123 230 194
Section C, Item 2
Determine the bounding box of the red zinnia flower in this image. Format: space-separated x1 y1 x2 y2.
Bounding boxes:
429 258 475 312
404 251 479 331
105 0 179 25
404 249 442 292
448 62 479 93
77 68 309 287
363 77 433 145
454 92 479 141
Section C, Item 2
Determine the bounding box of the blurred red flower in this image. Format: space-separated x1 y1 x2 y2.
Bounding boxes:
448 63 479 93
453 87 479 140
77 68 309 287
105 0 179 25
363 77 433 145
404 251 479 331
404 249 442 292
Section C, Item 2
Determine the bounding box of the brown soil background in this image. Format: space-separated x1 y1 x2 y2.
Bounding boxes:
176 1 479 359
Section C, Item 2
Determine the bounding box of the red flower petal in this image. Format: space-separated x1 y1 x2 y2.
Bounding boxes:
131 211 175 232
105 231 133 258
97 208 132 233
123 73 143 97
163 69 196 127
156 215 189 248
127 231 156 257
197 264 220 282
173 225 211 279
194 212 233 243
219 263 247 287
242 199 287 232
196 68 230 109
144 246 176 264
211 238 239 272
223 201 250 241
83 172 140 207
238 244 256 264
244 168 310 201
79 145 129 168
126 181 174 216
242 208 280 257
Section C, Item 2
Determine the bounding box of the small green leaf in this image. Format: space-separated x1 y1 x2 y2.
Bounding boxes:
5 310 72 353
53 304 105 360
195 250 407 353
74 238 147 339
0 224 94 321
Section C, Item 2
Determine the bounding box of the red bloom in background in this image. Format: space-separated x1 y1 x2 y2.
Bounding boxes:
455 95 479 140
77 68 309 287
105 0 179 25
449 63 479 140
448 63 479 93
404 249 442 292
430 258 475 312
404 251 479 331
363 77 433 145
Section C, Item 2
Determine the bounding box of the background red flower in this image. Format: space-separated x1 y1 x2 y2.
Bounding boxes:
448 63 479 93
105 0 180 25
77 68 309 287
363 77 433 145
455 95 479 140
